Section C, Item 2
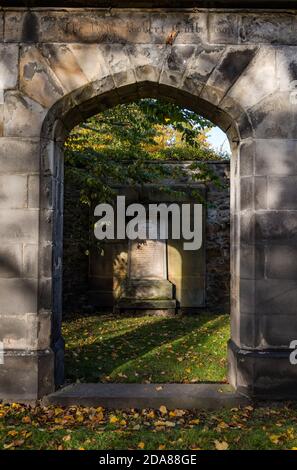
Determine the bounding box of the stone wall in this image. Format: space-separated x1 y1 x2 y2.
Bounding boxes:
63 161 230 313
206 162 230 311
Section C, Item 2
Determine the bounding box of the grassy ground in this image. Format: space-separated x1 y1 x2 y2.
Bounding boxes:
1 313 296 450
63 313 229 383
1 402 297 450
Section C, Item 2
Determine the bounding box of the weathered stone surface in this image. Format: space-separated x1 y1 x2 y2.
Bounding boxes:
201 46 258 106
127 44 167 82
44 383 249 410
248 92 297 139
255 140 297 176
23 244 38 278
266 246 297 280
0 311 51 350
228 340 297 400
0 138 40 174
20 45 65 108
0 350 54 402
28 175 39 209
4 10 207 44
0 245 22 278
209 13 297 46
267 176 297 210
0 278 37 314
41 44 89 93
0 208 39 242
4 91 47 138
254 211 297 243
0 44 19 91
227 47 276 110
0 175 28 208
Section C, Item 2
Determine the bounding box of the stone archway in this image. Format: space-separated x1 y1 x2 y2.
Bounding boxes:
1 7 297 401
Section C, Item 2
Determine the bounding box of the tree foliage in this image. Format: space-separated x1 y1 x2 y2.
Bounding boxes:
64 99 229 207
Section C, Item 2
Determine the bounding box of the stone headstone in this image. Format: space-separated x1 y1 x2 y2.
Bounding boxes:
129 219 167 279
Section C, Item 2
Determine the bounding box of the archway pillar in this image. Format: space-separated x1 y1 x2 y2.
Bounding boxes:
229 138 297 399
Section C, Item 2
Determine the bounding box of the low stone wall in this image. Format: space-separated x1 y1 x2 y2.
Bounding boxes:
63 161 230 314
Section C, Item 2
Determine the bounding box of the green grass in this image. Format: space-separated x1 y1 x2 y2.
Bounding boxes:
63 313 230 384
1 313 297 450
1 403 297 450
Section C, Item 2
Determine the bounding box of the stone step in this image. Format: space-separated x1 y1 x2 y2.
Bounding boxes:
43 383 250 410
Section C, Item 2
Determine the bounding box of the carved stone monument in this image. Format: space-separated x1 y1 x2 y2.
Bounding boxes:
115 220 176 315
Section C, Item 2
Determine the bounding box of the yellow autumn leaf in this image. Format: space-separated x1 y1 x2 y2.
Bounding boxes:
214 440 229 450
138 442 145 449
109 415 118 424
269 434 280 444
159 445 166 450
159 405 167 415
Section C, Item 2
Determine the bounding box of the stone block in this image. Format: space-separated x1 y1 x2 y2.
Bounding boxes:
20 45 65 108
123 279 174 300
0 349 54 402
240 177 253 211
266 245 297 280
255 140 297 176
227 47 276 110
0 138 40 174
68 44 110 82
255 279 297 315
228 340 297 400
254 211 297 244
267 176 297 210
0 245 22 278
0 175 28 208
28 175 39 209
127 44 167 82
0 311 50 350
0 209 39 242
23 244 38 278
261 314 297 348
248 92 297 139
254 177 267 210
240 244 265 280
240 14 297 46
208 13 240 44
201 46 258 106
0 278 37 315
4 91 47 138
0 44 18 90
41 44 89 93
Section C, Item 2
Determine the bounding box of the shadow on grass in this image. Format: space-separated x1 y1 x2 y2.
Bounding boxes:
63 313 229 384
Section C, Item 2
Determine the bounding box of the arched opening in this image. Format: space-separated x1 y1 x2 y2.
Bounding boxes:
40 77 241 391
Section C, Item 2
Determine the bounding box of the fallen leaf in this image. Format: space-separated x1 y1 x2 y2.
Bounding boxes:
214 440 229 450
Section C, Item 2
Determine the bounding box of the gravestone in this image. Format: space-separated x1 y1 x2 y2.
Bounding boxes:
115 220 176 315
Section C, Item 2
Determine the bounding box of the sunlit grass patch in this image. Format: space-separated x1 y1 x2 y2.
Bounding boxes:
63 313 230 384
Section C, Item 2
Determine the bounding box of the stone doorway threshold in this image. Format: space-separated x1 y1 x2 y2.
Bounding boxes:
44 383 249 410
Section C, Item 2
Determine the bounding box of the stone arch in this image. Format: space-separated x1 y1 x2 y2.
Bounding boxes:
39 65 246 390
1 7 297 401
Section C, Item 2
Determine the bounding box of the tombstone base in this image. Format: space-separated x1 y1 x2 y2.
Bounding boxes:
115 278 177 316
228 340 297 400
114 299 177 316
